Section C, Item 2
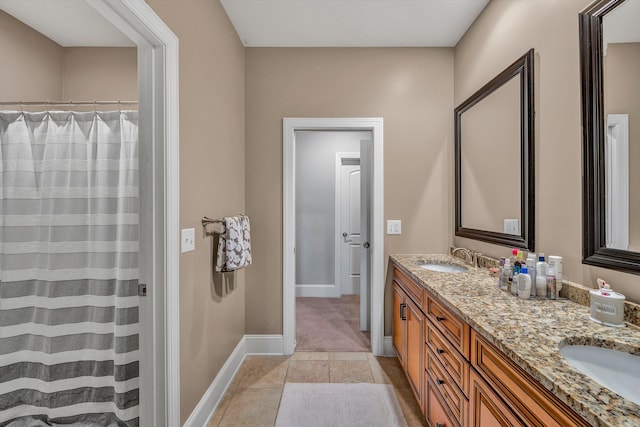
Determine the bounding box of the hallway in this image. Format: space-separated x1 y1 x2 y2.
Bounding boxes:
296 295 371 352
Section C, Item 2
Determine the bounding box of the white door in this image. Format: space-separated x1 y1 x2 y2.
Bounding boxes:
339 158 361 295
360 140 373 332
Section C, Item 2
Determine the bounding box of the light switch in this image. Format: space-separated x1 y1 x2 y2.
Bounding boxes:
387 220 402 235
504 219 520 235
181 228 195 253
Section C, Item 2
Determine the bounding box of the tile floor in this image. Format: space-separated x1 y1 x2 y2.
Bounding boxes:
207 352 427 427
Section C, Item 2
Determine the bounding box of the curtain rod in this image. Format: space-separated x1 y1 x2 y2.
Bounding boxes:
0 100 138 106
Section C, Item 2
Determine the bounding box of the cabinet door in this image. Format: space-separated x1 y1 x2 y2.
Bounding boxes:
469 370 525 427
405 297 424 402
392 282 405 364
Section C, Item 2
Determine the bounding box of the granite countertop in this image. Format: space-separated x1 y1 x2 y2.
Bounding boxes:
390 254 640 427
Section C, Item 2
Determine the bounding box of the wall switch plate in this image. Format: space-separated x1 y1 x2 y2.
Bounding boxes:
181 228 195 253
504 219 520 235
387 220 402 235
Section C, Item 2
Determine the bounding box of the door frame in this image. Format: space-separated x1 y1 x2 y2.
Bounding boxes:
335 152 361 297
87 1 180 425
283 118 384 356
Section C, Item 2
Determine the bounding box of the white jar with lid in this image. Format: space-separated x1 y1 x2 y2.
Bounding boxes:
590 283 625 327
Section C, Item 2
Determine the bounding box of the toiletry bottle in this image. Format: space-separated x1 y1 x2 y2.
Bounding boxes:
498 257 506 288
546 266 557 300
509 248 518 269
518 266 532 300
535 253 548 298
500 259 512 292
514 250 524 275
511 267 520 296
526 253 537 297
548 255 563 298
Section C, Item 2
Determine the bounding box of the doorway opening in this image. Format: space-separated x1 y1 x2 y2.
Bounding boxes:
294 131 370 351
283 118 384 356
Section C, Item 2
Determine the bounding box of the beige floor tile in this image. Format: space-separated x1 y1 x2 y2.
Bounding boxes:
329 351 369 360
286 360 330 383
218 387 283 427
369 356 411 389
394 386 427 427
230 356 290 389
290 351 330 361
207 388 234 427
329 360 374 383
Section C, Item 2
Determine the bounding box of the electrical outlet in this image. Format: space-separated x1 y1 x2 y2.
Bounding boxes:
181 228 195 253
504 219 520 235
387 220 402 235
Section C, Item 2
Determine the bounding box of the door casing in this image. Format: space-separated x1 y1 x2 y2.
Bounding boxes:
283 117 384 356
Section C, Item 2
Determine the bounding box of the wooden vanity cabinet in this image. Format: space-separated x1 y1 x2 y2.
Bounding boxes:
391 262 591 427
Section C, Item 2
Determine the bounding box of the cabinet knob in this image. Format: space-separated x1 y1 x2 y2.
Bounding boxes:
437 378 445 385
400 303 407 321
437 348 445 355
436 316 446 322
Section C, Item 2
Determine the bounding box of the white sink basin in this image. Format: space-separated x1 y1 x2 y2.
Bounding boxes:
417 263 468 273
560 345 640 405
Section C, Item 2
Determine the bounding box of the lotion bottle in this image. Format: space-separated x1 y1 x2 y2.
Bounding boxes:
535 253 548 297
526 253 537 297
518 266 532 300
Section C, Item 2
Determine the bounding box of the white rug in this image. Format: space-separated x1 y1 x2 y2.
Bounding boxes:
275 383 409 427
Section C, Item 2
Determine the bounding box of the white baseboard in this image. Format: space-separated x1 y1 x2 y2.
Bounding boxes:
295 284 340 298
245 334 285 355
183 336 247 427
383 336 395 357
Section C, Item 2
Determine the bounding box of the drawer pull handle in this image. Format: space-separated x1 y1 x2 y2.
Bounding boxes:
400 303 407 321
437 348 445 355
437 378 445 385
436 316 446 322
436 424 445 427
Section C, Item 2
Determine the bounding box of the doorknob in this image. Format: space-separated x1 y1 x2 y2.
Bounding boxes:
362 242 370 248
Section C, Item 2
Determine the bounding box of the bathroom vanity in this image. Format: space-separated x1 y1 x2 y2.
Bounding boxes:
390 255 640 427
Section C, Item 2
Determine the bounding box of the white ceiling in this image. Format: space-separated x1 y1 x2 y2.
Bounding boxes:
0 0 489 48
0 0 134 47
220 0 490 47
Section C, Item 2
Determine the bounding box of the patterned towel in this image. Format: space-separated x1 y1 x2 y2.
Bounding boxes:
216 215 252 272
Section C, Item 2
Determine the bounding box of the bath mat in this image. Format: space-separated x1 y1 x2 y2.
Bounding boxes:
275 383 408 427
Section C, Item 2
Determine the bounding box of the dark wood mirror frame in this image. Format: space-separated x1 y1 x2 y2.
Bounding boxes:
580 0 640 274
455 49 535 251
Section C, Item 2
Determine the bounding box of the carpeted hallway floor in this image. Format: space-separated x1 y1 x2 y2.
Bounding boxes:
296 294 371 352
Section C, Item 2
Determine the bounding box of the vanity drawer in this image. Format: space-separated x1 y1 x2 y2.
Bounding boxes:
425 375 460 427
393 267 423 307
426 320 469 395
426 348 468 427
471 330 590 427
425 296 470 359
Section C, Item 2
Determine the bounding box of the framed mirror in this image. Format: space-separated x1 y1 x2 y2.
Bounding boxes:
581 0 640 273
455 49 535 251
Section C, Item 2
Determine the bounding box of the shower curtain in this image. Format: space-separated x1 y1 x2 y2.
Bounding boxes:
0 111 140 426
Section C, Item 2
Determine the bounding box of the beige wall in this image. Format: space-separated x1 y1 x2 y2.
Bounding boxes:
454 0 640 303
605 42 640 251
62 47 137 102
145 0 246 422
0 10 62 102
245 48 454 335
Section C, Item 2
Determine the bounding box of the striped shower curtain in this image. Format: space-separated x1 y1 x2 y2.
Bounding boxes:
0 111 140 426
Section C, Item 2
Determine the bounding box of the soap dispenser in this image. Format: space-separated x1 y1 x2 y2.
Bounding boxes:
590 279 625 327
